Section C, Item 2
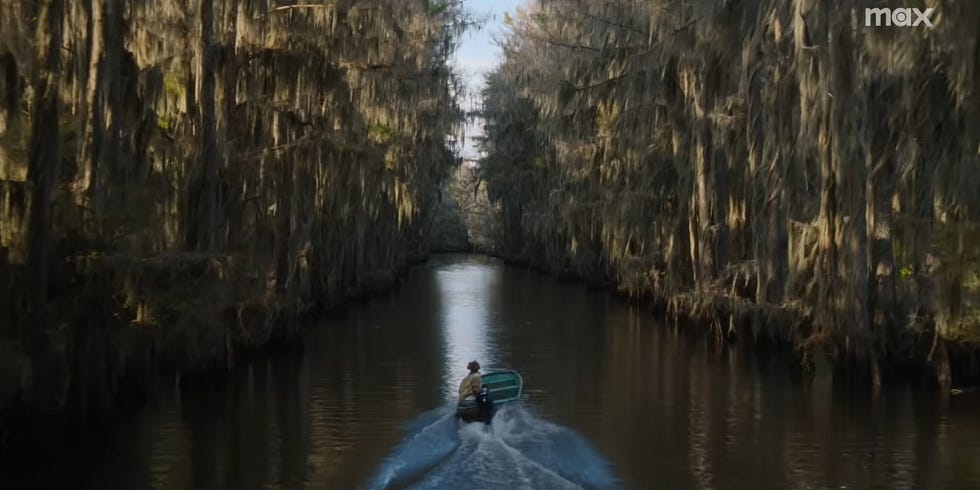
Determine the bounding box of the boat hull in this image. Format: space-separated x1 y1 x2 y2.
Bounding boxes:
456 370 523 423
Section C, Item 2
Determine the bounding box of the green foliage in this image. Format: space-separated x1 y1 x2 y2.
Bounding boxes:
368 124 394 144
429 1 450 16
163 71 183 100
157 115 173 132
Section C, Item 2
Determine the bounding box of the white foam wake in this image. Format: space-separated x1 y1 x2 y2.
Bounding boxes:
365 404 617 490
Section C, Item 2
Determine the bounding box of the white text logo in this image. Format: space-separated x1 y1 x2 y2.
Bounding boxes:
864 7 935 27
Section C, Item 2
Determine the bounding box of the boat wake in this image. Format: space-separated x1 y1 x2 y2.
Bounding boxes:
365 404 617 490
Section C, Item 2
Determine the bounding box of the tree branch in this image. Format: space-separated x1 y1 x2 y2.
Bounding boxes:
257 3 336 19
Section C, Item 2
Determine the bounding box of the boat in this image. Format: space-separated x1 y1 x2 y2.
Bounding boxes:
456 370 523 423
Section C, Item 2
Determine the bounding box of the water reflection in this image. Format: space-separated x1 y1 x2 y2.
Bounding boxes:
434 256 501 400
2 255 979 489
591 313 980 489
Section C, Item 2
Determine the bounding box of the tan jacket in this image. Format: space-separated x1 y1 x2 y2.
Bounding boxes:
457 372 482 401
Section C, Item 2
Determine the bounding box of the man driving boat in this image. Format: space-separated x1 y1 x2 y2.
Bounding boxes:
458 360 482 402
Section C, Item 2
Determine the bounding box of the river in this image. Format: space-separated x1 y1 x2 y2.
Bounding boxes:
4 254 979 489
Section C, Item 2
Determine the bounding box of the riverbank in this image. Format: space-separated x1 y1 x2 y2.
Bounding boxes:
474 1 980 394
490 251 980 391
0 248 429 450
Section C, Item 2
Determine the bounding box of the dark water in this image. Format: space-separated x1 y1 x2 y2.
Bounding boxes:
4 254 980 489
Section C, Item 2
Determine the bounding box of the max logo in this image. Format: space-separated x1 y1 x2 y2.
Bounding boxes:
864 8 936 27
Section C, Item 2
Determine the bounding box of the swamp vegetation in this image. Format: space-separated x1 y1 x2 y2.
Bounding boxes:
0 0 978 450
0 0 469 430
478 1 980 388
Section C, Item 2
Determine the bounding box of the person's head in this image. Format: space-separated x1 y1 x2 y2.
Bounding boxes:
467 360 480 373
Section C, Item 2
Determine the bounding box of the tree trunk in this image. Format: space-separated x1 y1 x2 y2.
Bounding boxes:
196 0 220 252
866 81 899 342
759 59 791 305
99 0 124 216
693 124 714 286
274 121 293 296
26 0 65 336
74 0 103 207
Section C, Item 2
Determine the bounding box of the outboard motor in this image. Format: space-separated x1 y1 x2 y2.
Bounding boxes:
476 386 494 423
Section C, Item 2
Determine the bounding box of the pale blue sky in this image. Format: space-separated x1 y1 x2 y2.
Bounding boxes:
454 0 526 93
454 0 527 158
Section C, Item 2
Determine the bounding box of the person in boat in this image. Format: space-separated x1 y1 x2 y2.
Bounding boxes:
458 360 483 402
458 360 494 422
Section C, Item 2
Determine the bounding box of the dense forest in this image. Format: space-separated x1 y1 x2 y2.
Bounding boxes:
479 1 979 387
0 0 468 423
2 0 978 444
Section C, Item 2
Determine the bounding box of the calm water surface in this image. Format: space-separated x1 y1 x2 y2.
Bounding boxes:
5 255 980 489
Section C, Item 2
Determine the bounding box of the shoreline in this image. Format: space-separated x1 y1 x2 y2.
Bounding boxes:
482 251 980 391
0 250 430 451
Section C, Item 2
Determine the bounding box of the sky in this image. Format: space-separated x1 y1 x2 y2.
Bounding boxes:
453 0 528 159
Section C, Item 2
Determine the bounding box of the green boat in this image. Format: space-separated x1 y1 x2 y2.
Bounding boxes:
456 370 523 423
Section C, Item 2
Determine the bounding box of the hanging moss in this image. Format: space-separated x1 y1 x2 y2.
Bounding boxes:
0 0 471 417
479 0 980 387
